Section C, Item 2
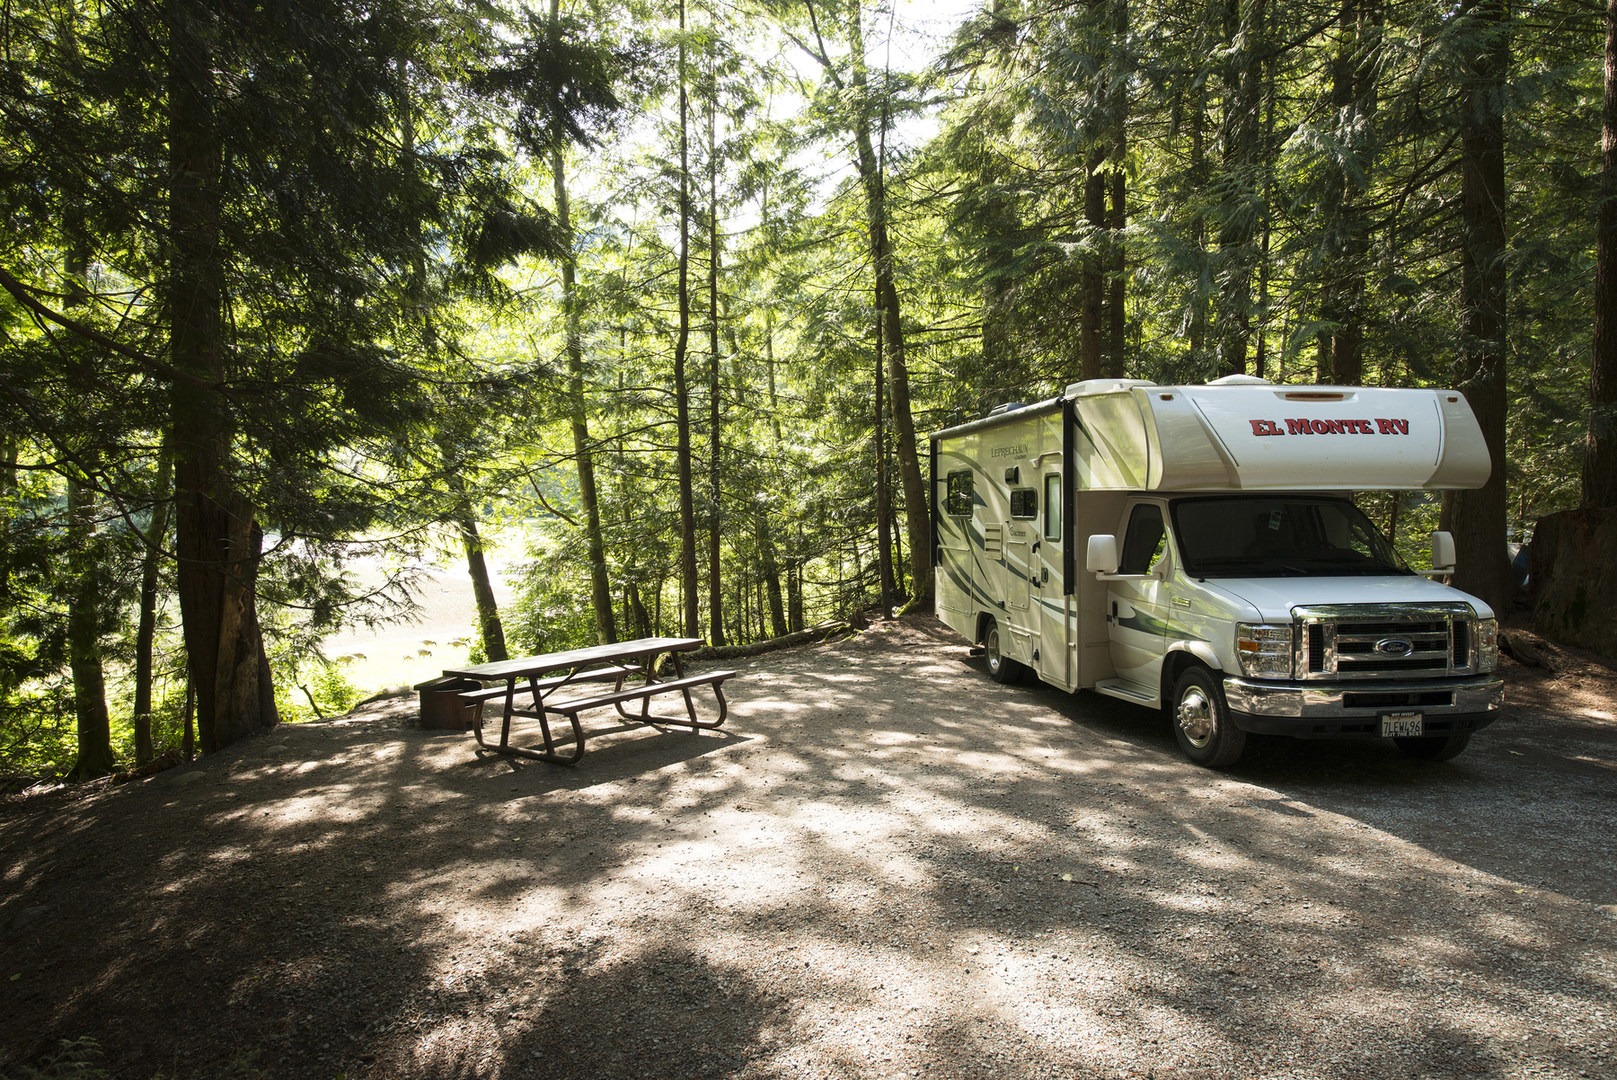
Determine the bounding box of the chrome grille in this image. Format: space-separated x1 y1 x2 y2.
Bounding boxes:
1295 604 1477 680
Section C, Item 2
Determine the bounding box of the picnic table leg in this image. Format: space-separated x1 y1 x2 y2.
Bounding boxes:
471 682 510 751
613 649 685 725
543 712 587 764
702 681 730 727
613 678 730 731
526 674 553 757
526 699 586 764
498 679 517 751
651 681 727 730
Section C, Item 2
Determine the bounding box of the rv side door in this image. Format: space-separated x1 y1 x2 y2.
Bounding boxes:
1106 501 1171 693
1034 468 1073 689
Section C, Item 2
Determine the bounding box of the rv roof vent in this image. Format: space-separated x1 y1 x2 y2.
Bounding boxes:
988 401 1027 415
1207 374 1272 386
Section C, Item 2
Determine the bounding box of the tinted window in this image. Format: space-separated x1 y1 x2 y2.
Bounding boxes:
1172 496 1409 577
1043 474 1062 541
1120 504 1167 574
945 471 973 516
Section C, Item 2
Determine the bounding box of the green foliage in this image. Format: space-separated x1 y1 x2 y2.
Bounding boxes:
509 545 602 656
3 1036 108 1080
274 661 363 726
0 0 624 757
0 683 75 790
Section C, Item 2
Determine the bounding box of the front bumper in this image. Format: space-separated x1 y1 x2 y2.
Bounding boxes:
1223 673 1504 738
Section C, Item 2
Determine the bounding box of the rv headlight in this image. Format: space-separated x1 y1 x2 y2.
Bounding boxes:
1236 623 1294 679
1475 616 1500 671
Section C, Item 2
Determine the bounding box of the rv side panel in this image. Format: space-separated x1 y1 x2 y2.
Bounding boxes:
934 401 1082 690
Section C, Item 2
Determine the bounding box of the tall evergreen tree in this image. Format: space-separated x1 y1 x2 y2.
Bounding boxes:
1 0 617 752
1591 0 1617 509
1449 0 1513 613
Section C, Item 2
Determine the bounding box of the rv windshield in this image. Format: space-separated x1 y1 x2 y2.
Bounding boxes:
1171 496 1411 578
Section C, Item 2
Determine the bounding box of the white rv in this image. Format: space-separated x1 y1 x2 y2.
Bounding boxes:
930 376 1504 768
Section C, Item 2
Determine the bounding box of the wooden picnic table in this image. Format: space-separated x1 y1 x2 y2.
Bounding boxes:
441 637 736 764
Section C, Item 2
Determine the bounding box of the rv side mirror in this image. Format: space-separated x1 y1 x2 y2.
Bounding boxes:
1086 534 1120 575
1430 531 1457 573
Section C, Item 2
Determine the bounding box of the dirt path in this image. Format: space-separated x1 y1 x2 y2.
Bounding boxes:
2 617 1614 1079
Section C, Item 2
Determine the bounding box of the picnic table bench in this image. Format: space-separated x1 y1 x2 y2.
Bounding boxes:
441 637 736 764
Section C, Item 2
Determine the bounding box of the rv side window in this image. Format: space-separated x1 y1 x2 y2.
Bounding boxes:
1043 474 1062 541
945 471 974 516
1010 489 1037 519
1119 504 1167 574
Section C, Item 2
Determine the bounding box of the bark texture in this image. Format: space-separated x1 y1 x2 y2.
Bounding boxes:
1531 508 1617 657
1448 0 1512 616
168 0 278 753
1589 0 1617 509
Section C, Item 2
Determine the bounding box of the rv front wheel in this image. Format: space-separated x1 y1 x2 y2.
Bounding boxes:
1171 666 1246 769
984 618 1021 684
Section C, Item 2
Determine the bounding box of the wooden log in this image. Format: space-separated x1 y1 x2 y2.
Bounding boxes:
700 621 856 661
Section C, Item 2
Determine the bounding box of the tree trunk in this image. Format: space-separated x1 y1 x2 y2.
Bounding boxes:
182 679 195 762
706 77 726 646
626 578 652 639
1084 0 1129 381
1216 0 1265 377
1082 155 1107 382
758 514 789 638
168 0 278 753
1187 79 1211 363
1589 0 1617 510
62 230 114 780
760 293 790 637
847 3 930 605
874 274 898 608
788 549 804 633
1530 508 1617 654
1449 0 1512 614
674 0 700 639
67 475 115 781
452 490 508 662
1106 83 1127 376
133 436 173 766
1319 0 1380 386
396 48 514 662
548 14 616 644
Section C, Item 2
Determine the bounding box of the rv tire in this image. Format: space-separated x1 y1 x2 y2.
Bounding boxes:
984 618 1022 684
1170 666 1246 769
1394 732 1471 761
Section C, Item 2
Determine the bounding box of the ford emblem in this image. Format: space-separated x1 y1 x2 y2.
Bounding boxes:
1375 637 1414 657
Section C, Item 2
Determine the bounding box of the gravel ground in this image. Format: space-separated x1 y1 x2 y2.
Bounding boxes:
2 615 1614 1079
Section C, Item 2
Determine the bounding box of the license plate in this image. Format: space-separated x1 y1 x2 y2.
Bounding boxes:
1381 712 1424 738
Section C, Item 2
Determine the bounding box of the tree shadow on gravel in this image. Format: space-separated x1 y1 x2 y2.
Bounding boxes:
2 622 1614 1079
993 646 1617 907
387 943 794 1080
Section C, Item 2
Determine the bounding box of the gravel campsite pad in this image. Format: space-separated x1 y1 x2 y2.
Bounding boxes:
3 616 1615 1079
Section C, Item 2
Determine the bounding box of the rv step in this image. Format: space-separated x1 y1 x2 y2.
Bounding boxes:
1095 679 1159 707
